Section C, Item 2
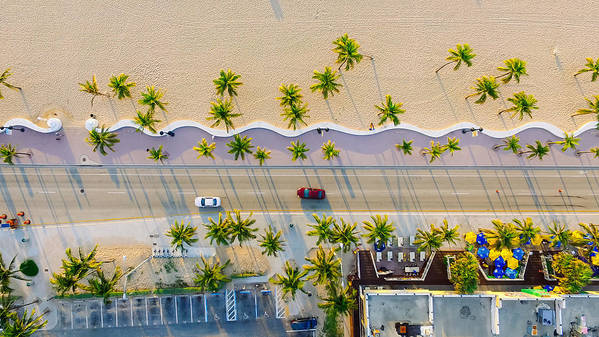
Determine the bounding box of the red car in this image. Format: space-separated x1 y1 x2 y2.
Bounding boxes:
297 187 325 199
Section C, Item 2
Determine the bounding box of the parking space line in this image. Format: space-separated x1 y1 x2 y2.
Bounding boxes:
70 304 74 329
85 303 89 329
159 297 163 325
100 301 104 328
254 291 258 319
115 301 119 327
130 298 134 326
189 296 193 323
175 296 178 324
204 295 208 323
145 297 149 325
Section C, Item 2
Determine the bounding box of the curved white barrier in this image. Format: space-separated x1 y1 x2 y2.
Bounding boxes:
0 118 62 134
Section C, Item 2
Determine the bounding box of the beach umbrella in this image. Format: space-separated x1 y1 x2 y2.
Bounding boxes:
477 246 489 259
592 255 599 266
572 231 584 242
85 117 99 131
494 256 505 268
507 257 519 269
476 233 487 246
512 248 525 261
489 249 500 261
531 234 543 246
493 267 504 278
543 285 554 292
500 248 512 260
464 232 476 244
504 268 517 279
374 240 386 252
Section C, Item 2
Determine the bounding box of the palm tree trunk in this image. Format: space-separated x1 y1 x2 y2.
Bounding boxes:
497 109 508 116
435 61 455 73
337 60 347 71
364 54 374 60
492 144 503 151
496 73 509 79
464 92 478 100
15 152 31 158
575 151 589 157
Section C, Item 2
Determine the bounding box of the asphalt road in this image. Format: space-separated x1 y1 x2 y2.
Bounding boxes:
0 166 598 225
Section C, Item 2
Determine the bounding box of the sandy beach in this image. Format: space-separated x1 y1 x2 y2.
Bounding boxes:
1 0 598 132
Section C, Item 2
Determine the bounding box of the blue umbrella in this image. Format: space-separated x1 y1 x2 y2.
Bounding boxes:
374 240 386 252
504 268 517 279
477 246 489 259
543 285 554 292
476 233 487 245
493 267 504 278
512 248 525 261
494 256 506 268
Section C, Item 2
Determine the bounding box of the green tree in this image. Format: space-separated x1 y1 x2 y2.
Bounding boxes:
133 110 161 134
147 145 168 163
207 98 241 133
281 104 310 130
0 68 21 99
51 246 102 295
333 34 367 71
269 261 308 300
493 135 521 154
437 219 460 246
362 214 395 244
253 146 271 166
138 86 168 113
0 144 31 165
226 134 253 160
576 223 599 256
435 44 476 73
482 220 520 250
519 140 550 160
227 210 258 246
86 126 120 156
318 283 356 317
82 267 123 304
277 83 303 107
0 254 28 294
572 95 599 118
545 223 572 248
321 140 340 160
513 217 540 245
444 137 461 155
549 132 580 152
203 213 230 246
375 95 405 126
165 220 198 253
79 74 109 107
576 147 599 158
310 67 342 99
498 92 538 120
574 57 599 82
1 308 47 337
213 69 242 97
287 140 309 161
449 252 479 294
330 218 359 253
553 252 593 294
421 141 446 163
193 257 231 292
307 213 335 245
414 224 443 253
49 272 78 296
258 227 285 257
396 139 414 155
108 73 136 99
193 138 216 159
465 76 500 104
304 246 342 286
497 58 528 83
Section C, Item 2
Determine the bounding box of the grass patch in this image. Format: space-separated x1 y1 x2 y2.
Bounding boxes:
231 272 263 279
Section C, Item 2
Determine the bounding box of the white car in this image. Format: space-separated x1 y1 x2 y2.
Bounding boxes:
195 196 221 208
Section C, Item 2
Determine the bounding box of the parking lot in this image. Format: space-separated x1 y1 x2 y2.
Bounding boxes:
54 286 281 330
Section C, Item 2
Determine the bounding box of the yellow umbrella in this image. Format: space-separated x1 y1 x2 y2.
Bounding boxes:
572 231 584 241
592 255 599 266
507 257 519 269
531 234 543 246
489 249 500 261
500 248 512 260
464 232 476 244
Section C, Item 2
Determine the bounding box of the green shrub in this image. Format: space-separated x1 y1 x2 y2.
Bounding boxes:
20 259 39 277
449 252 479 294
553 252 593 294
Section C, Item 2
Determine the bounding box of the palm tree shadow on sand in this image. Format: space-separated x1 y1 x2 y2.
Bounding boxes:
339 71 366 128
435 73 458 122
370 58 384 102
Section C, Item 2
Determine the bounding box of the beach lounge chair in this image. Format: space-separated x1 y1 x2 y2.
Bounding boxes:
376 251 382 262
387 236 394 247
397 237 404 247
397 252 404 262
387 250 393 261
420 251 426 261
409 251 416 262
410 235 416 246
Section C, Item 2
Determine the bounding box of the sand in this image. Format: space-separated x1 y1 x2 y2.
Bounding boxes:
1 1 598 133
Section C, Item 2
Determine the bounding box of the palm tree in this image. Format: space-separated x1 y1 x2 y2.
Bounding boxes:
575 223 599 258
519 140 550 160
421 141 446 163
318 283 356 317
549 132 580 152
253 146 271 166
287 141 309 161
481 219 520 250
498 92 538 120
0 68 21 99
165 220 198 253
207 98 241 133
226 134 254 160
277 83 303 107
310 67 342 99
50 272 78 296
375 95 405 126
330 218 359 253
79 75 109 107
413 225 443 253
332 34 368 71
108 73 136 99
193 138 216 159
362 214 395 244
258 227 285 257
307 213 335 245
437 219 460 246
304 246 342 286
86 126 120 156
1 308 47 337
0 254 28 293
546 223 572 248
213 69 242 97
60 245 102 282
321 140 340 160
396 139 414 155
435 44 476 73
572 95 599 118
203 213 231 246
513 217 540 245
281 103 310 130
270 261 308 300
465 76 500 104
444 137 461 155
133 110 161 134
493 135 522 154
138 86 168 113
147 145 168 163
1 294 17 326
497 58 528 83
576 147 599 158
574 58 599 81
193 257 231 292
227 210 258 246
0 144 31 165
83 267 123 304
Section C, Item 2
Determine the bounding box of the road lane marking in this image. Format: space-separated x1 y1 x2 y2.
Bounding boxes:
107 191 126 194
36 191 56 194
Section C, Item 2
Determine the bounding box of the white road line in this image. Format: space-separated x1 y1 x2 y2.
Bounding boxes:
174 297 178 324
36 191 56 194
100 301 104 328
189 296 193 323
159 298 164 325
85 303 89 329
204 295 208 323
115 300 119 327
70 304 74 329
451 192 470 195
145 297 149 325
130 298 133 326
107 191 126 194
254 291 258 319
